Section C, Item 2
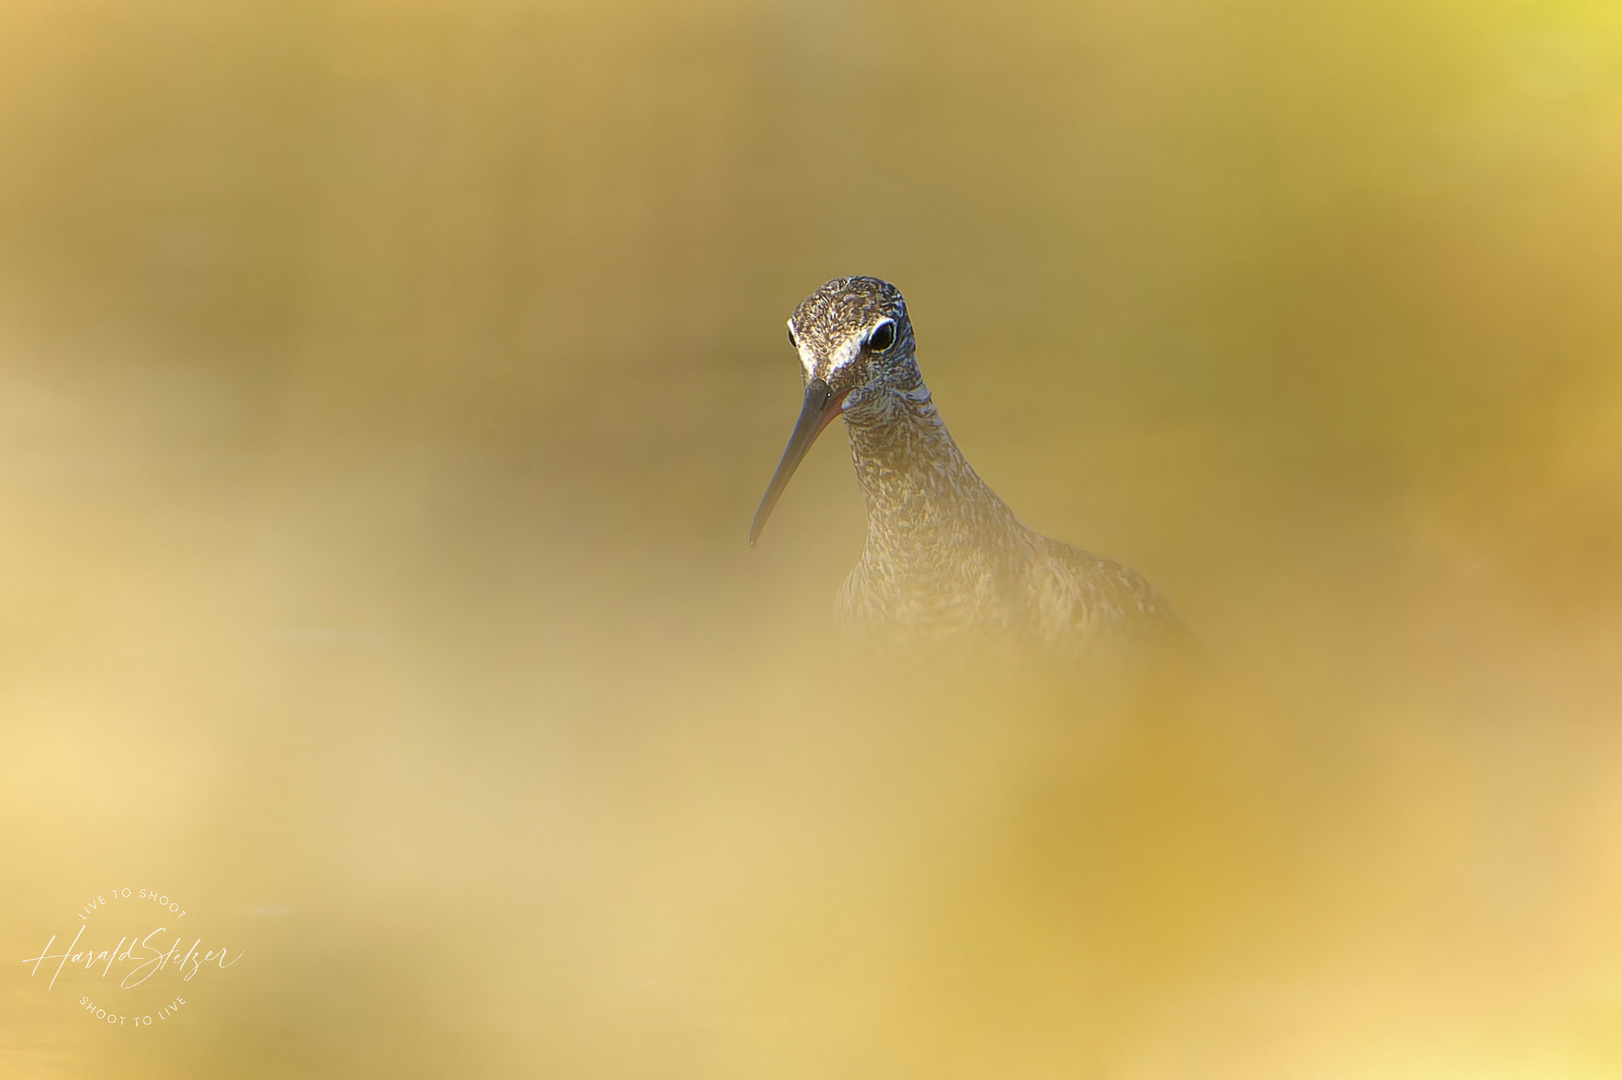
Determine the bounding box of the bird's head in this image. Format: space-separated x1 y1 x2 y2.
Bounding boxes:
750 276 919 545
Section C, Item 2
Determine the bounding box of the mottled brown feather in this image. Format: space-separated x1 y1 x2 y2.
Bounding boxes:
782 277 1179 663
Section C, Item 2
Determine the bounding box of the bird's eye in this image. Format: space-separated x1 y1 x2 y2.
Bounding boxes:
787 327 798 348
867 322 897 352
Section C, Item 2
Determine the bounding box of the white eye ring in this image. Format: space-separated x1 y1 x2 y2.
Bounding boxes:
867 321 897 352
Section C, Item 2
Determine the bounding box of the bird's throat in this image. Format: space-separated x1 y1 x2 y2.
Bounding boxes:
841 383 1018 561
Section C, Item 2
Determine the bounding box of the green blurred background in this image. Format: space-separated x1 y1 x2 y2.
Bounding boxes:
3 0 1622 1076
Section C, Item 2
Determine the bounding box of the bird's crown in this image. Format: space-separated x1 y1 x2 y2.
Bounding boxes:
787 277 914 381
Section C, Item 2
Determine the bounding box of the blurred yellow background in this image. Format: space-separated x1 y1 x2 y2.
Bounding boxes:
3 0 1622 1076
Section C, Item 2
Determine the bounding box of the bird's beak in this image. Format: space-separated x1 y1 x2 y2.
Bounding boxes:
750 376 849 546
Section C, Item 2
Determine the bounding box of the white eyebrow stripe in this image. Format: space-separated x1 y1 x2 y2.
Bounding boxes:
826 336 862 371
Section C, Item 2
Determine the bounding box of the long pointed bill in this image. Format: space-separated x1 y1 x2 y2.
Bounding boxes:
749 377 849 546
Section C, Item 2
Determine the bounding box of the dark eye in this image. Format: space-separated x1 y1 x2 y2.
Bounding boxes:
787 327 797 348
867 322 897 352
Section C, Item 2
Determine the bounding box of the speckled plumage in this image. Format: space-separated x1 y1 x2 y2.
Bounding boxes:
755 276 1178 662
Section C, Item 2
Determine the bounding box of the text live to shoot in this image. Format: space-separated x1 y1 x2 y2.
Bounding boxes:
20 887 244 1028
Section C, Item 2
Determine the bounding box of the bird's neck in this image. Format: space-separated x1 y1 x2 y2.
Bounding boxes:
839 380 1019 559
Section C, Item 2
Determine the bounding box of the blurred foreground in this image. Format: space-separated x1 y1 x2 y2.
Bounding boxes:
3 0 1622 1077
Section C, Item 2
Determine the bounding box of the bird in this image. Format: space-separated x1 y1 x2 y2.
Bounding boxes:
750 276 1179 663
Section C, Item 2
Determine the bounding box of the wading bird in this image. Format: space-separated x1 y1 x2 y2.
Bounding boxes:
751 276 1178 662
